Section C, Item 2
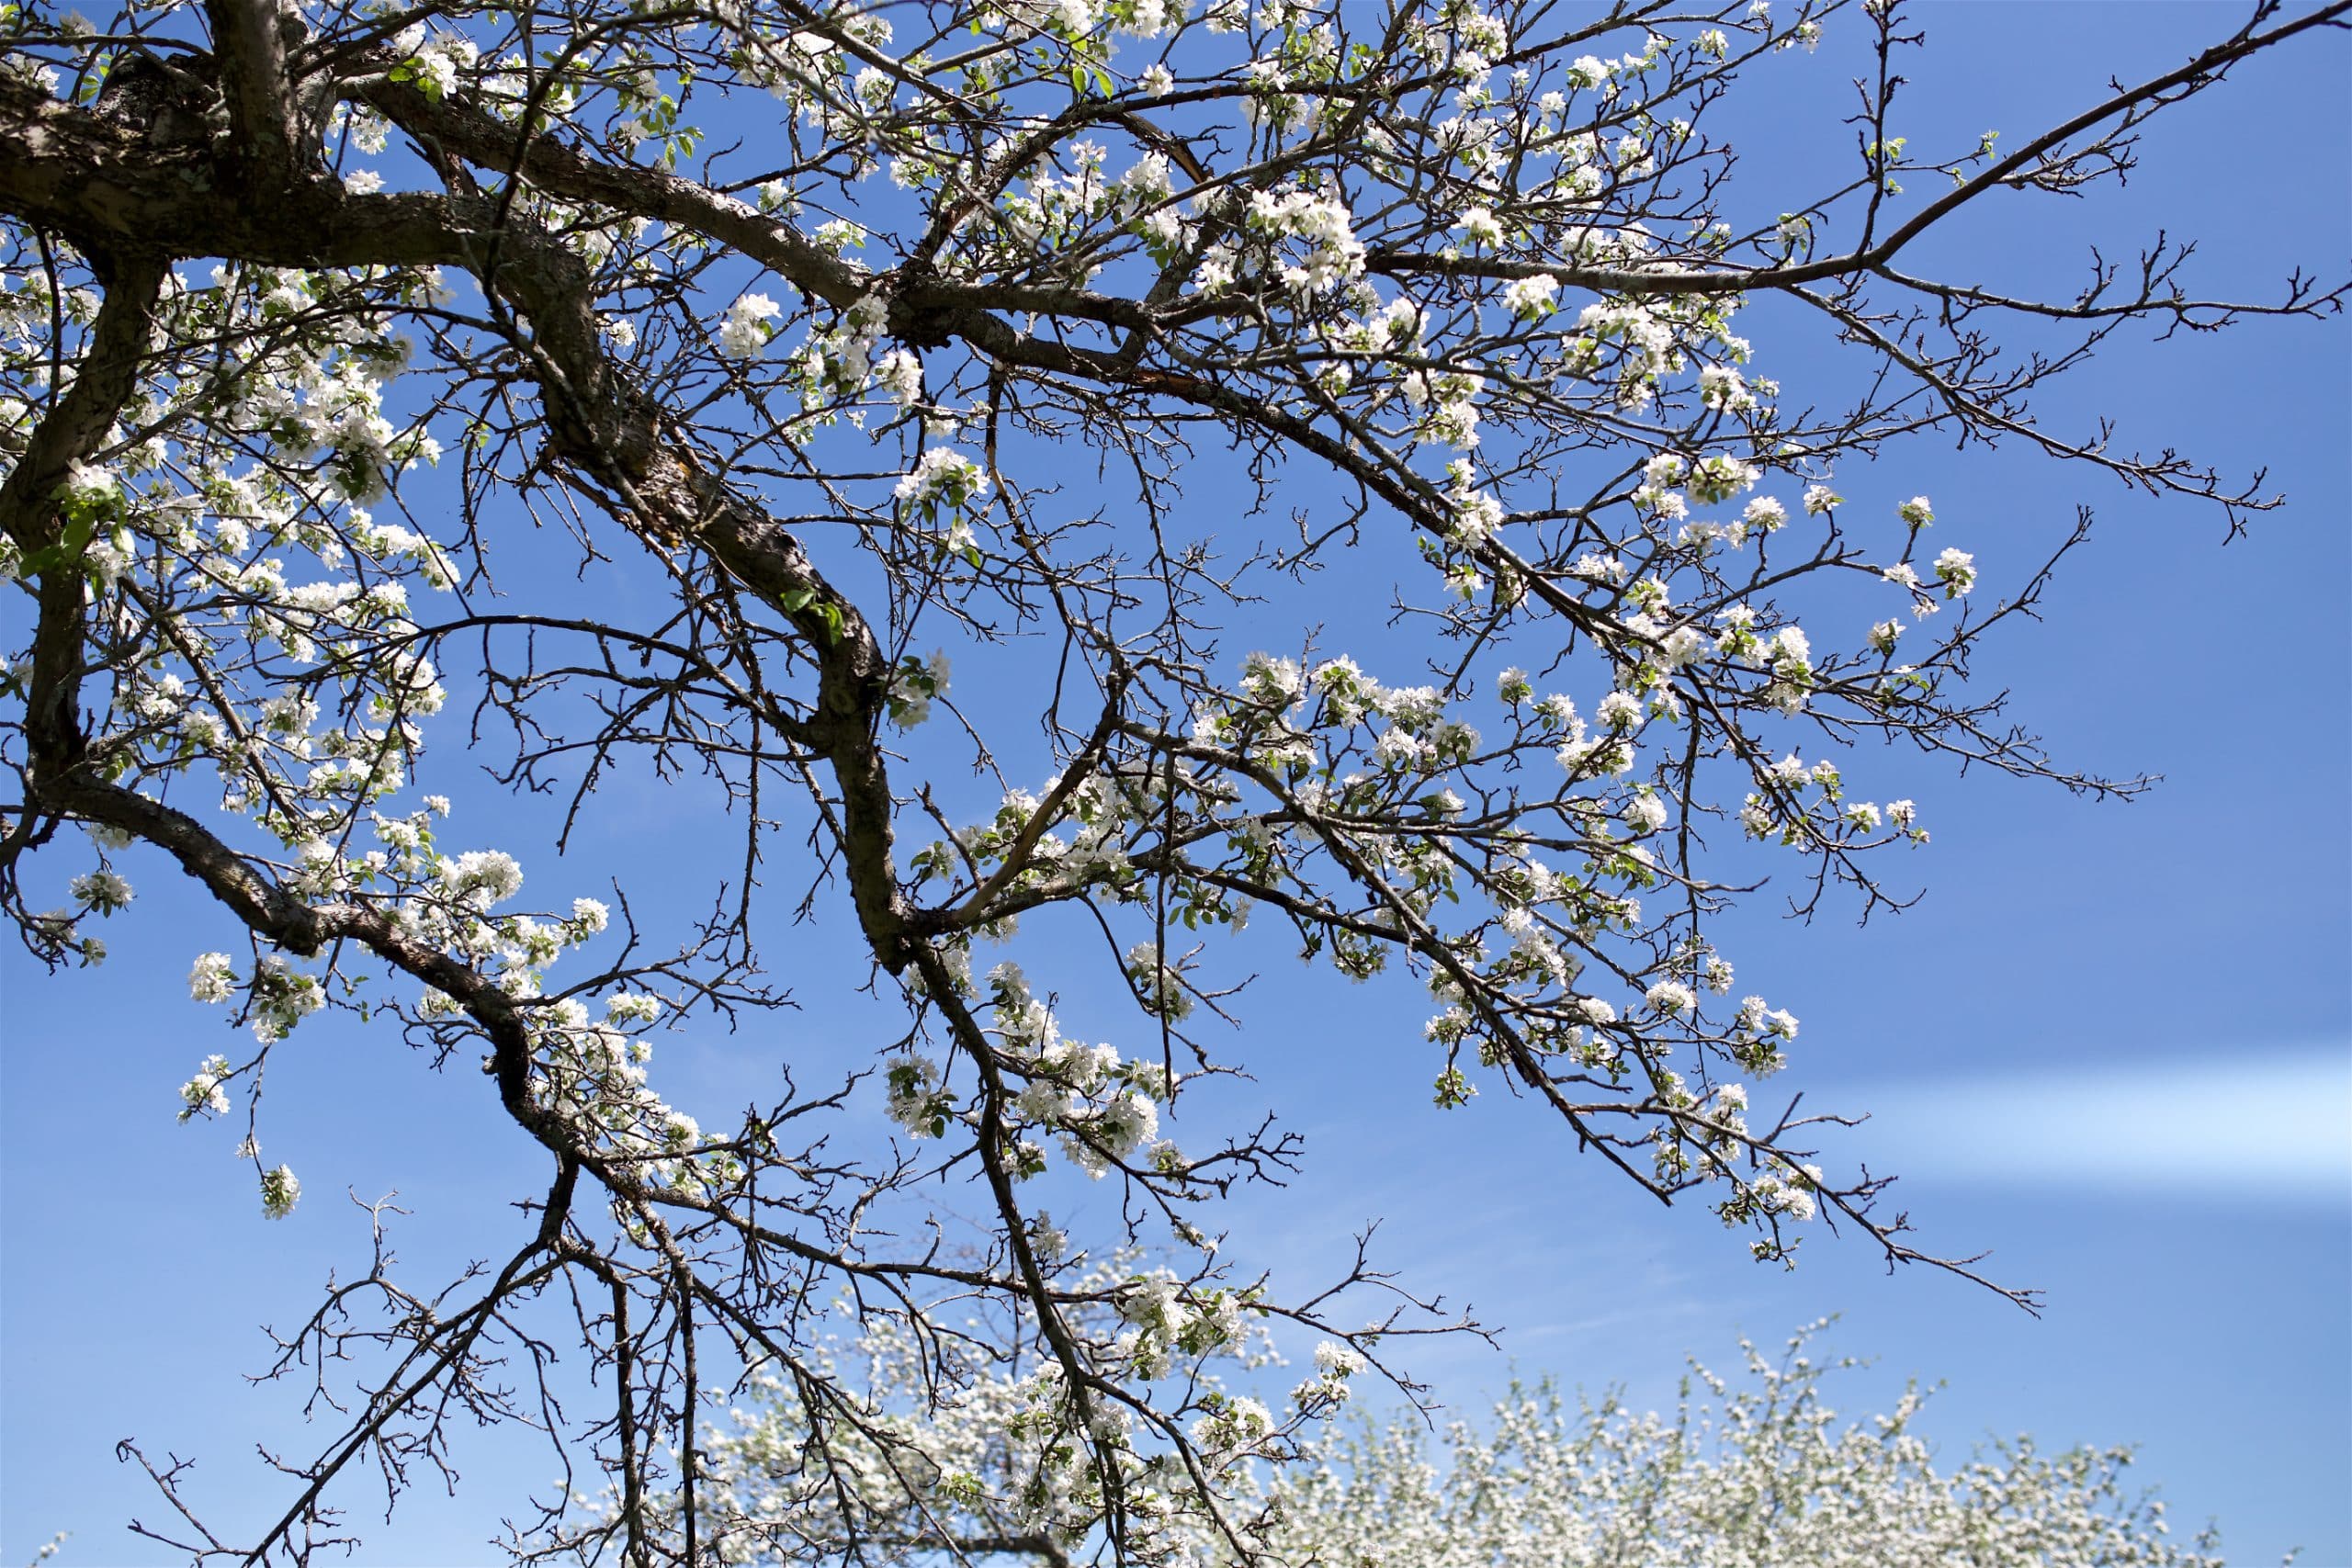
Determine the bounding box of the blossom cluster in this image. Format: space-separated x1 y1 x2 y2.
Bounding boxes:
883 964 1182 1188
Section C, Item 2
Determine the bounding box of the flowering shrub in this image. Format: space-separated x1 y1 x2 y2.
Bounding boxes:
1268 1324 2245 1568
0 0 2338 1559
626 1318 2246 1567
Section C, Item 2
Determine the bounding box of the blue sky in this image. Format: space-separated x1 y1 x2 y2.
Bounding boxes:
4 4 2347 1563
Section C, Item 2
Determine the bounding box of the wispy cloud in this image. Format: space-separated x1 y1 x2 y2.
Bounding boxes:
1825 1045 2351 1200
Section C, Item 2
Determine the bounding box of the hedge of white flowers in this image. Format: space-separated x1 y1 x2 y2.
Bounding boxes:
589 1311 2245 1568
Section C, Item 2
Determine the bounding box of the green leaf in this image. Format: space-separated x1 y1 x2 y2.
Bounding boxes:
19 516 95 578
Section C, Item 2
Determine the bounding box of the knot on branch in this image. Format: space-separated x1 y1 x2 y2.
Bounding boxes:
886 299 958 352
93 51 221 148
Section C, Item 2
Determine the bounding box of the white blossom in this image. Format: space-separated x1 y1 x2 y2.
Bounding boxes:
718 290 781 358
260 1163 301 1219
188 952 236 1003
1934 547 1977 597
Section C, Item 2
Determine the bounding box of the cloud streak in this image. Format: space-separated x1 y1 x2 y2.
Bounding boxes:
1824 1045 2351 1201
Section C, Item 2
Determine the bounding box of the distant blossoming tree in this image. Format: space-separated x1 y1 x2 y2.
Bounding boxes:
0 0 2338 1561
635 1310 2246 1566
